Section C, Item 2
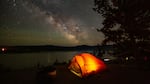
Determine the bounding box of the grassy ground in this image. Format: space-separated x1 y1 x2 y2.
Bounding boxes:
0 64 150 84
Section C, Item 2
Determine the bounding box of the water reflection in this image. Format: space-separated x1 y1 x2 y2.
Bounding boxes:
0 51 80 69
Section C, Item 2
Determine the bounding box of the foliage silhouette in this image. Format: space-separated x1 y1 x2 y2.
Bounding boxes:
93 0 150 59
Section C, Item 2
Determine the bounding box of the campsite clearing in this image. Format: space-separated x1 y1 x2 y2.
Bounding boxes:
0 64 150 84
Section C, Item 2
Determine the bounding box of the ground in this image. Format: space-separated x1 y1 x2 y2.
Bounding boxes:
0 64 150 84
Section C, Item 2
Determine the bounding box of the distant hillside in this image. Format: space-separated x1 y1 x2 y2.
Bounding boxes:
0 45 113 53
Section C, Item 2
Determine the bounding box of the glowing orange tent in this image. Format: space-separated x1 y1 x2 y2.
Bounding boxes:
68 53 106 78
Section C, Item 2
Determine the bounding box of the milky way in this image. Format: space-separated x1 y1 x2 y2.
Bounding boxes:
0 0 104 46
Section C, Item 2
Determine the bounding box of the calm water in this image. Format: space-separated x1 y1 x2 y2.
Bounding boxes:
0 51 93 69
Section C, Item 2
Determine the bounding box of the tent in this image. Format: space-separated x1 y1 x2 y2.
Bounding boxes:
68 53 106 78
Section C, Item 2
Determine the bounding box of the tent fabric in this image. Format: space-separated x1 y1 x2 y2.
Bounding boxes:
68 53 106 78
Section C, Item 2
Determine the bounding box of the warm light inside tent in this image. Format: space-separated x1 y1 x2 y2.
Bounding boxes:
75 56 84 67
68 53 106 78
84 59 97 73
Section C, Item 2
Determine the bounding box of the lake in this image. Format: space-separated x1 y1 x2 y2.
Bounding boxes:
0 51 93 69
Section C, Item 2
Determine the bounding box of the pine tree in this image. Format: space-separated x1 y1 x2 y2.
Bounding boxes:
93 0 150 59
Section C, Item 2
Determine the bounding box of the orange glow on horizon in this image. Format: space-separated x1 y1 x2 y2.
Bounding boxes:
1 48 7 52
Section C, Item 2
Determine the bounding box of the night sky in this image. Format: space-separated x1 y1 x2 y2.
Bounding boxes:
0 0 104 46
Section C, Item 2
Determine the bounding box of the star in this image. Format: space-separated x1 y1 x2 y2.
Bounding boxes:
0 0 104 46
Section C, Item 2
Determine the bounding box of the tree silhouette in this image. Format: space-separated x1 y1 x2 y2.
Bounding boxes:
93 0 150 59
